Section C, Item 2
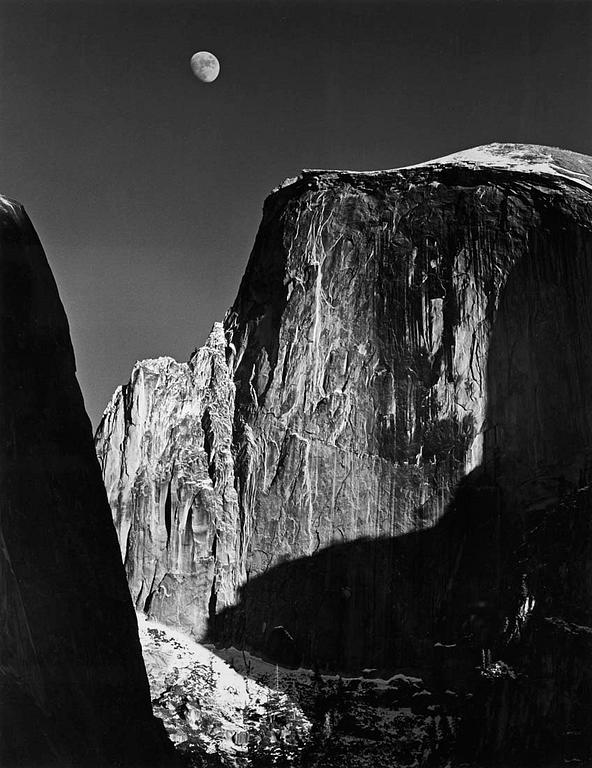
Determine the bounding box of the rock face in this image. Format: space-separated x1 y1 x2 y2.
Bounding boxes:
96 144 592 764
0 196 178 767
96 323 241 638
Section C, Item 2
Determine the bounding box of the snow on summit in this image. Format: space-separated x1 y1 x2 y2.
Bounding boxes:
284 143 592 195
407 142 592 192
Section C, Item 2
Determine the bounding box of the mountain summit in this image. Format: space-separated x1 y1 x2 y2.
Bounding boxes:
96 144 592 766
287 142 592 192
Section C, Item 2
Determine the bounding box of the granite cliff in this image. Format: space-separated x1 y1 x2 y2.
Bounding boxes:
96 144 592 765
97 323 241 639
0 196 178 767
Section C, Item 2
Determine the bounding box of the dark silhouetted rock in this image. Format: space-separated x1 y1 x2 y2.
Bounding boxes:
264 626 302 669
0 196 179 767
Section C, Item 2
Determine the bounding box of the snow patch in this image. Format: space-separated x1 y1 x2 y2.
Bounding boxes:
277 143 592 197
138 615 311 765
404 143 592 193
0 195 22 218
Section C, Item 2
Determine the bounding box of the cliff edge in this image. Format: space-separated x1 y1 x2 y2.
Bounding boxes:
0 197 178 767
97 143 592 765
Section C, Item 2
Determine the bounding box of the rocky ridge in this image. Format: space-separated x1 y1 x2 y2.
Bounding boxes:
97 322 241 639
96 143 592 765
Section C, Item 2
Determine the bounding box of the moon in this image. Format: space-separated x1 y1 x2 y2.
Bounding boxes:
190 51 220 83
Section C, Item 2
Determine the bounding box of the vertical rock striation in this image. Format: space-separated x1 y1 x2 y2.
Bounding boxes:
0 196 178 767
96 323 241 638
97 144 592 764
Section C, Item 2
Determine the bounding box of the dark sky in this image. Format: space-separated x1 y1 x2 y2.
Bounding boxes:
2 0 591 426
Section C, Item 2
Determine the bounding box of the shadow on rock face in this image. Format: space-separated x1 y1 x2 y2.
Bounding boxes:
211 470 514 679
209 475 592 766
264 626 303 669
208 205 592 767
